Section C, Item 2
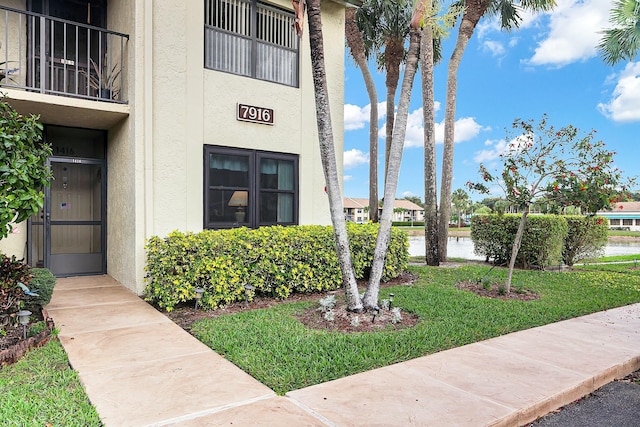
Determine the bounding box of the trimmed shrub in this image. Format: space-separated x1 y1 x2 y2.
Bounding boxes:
144 224 408 311
562 216 608 266
23 268 57 312
471 214 568 269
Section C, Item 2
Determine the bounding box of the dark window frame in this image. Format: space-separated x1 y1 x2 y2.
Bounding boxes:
204 145 298 229
204 0 300 87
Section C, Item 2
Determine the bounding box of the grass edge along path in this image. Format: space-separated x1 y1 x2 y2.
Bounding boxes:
0 339 101 426
191 264 640 395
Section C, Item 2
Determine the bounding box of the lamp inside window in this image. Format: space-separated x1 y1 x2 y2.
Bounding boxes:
228 191 248 222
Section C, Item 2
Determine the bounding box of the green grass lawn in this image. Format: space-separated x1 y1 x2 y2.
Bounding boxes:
191 264 640 394
609 230 640 238
580 254 640 264
573 261 640 274
0 339 100 426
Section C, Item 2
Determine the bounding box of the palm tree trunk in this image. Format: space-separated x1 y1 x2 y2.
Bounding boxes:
383 37 404 186
420 21 439 266
363 28 421 310
438 15 479 263
345 9 379 222
506 206 530 293
307 0 362 312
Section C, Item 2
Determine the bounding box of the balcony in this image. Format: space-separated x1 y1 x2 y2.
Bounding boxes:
0 4 128 104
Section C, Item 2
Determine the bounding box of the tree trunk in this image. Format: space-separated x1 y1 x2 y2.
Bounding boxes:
345 9 379 223
505 206 530 293
420 21 439 266
363 29 421 310
438 7 488 263
307 0 362 312
383 37 404 186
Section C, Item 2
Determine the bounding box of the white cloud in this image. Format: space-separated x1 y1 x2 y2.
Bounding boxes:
344 102 387 131
474 139 508 163
481 40 506 57
451 117 489 142
527 0 611 67
401 191 417 198
597 62 640 123
473 134 534 163
344 175 353 181
384 107 487 148
403 108 428 147
344 104 369 130
343 149 369 169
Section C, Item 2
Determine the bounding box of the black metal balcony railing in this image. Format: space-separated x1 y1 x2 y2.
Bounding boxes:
0 5 128 103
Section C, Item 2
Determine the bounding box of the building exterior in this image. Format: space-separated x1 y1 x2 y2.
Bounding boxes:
344 197 425 223
0 0 357 294
597 202 640 232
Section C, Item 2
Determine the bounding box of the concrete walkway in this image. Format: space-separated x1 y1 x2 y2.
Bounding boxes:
47 276 640 426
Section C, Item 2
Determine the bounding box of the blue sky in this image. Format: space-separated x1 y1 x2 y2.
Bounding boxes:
341 0 640 202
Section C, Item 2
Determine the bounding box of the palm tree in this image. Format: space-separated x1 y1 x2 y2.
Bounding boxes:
302 0 363 312
438 0 556 262
598 0 640 65
345 8 379 222
357 0 414 185
414 0 459 266
363 26 421 310
451 188 470 227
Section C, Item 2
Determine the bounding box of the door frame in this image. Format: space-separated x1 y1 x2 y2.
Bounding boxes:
28 156 107 276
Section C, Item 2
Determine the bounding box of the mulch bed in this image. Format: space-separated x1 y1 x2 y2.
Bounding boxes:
0 309 56 367
455 280 540 301
163 271 421 334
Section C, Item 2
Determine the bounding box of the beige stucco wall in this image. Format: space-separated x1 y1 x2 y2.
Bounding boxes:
0 0 27 86
0 222 27 259
148 0 344 239
0 0 347 296
103 0 139 291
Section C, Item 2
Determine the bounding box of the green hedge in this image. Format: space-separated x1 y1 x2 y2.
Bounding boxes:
23 268 56 312
470 214 568 269
144 223 408 311
562 216 608 266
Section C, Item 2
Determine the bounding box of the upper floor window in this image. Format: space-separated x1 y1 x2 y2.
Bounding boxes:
204 0 299 87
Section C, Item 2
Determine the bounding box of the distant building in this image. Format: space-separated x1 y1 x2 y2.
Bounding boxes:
344 198 424 223
597 202 640 232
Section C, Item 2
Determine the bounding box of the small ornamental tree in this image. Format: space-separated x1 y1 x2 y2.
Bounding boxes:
0 97 51 240
468 115 634 292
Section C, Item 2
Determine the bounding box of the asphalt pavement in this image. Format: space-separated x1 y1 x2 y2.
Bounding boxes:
530 379 640 426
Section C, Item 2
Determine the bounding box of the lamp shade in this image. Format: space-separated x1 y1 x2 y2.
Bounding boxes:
228 191 248 207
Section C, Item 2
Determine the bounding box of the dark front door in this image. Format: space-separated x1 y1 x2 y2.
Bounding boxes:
29 127 107 276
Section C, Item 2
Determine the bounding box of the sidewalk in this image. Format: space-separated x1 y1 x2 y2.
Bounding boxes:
47 276 640 426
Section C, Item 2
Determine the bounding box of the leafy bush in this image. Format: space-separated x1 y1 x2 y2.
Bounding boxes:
0 254 29 311
23 268 56 312
1 254 30 330
144 224 408 311
470 214 568 269
562 216 609 266
0 97 51 239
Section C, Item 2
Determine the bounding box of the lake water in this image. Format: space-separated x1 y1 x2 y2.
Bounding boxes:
408 236 640 259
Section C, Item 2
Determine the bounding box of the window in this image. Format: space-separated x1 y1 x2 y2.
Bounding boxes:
204 0 299 87
204 146 298 228
623 219 633 226
610 219 620 225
